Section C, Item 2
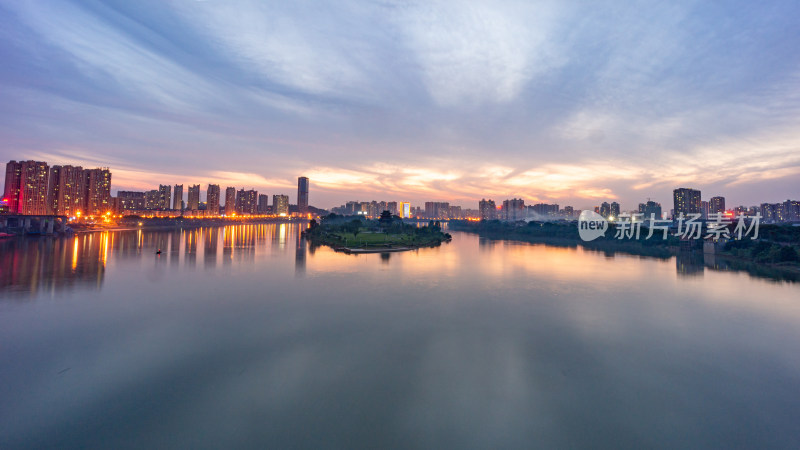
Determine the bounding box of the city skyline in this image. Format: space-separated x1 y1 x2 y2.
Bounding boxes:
1 1 798 209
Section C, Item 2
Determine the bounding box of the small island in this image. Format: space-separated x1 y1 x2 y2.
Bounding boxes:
302 211 451 254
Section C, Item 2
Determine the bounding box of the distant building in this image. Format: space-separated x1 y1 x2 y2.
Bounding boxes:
425 202 450 219
224 187 236 216
4 161 50 215
399 201 411 219
700 200 709 219
48 165 84 216
173 184 183 211
83 168 112 216
386 201 398 216
673 188 701 217
187 184 200 211
236 189 258 215
297 177 309 214
502 198 525 221
117 191 145 213
640 200 662 220
206 184 220 216
145 190 160 210
3 160 23 213
257 194 269 213
273 194 289 216
599 202 611 218
531 203 559 217
610 202 620 219
709 196 725 214
158 184 171 211
479 199 497 220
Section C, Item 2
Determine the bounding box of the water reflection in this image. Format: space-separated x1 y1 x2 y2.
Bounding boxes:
2 224 798 300
0 235 105 298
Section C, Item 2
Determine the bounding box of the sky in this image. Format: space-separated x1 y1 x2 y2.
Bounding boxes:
1 0 799 210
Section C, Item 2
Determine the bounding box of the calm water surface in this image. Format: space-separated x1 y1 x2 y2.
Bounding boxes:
1 224 800 448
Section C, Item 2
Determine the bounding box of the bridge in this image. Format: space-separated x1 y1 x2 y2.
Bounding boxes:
0 215 69 235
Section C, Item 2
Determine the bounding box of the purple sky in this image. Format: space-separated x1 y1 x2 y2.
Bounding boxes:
1 0 799 210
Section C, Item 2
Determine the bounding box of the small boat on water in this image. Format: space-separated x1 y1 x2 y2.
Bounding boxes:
0 232 15 239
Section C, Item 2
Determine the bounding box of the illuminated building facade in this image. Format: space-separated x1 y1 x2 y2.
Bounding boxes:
3 160 23 213
173 184 183 211
188 184 200 211
47 165 85 216
18 161 50 215
399 201 411 219
673 188 701 217
236 189 258 215
83 168 112 216
206 184 220 216
273 194 289 216
709 196 725 214
224 187 236 215
158 184 171 211
479 199 496 220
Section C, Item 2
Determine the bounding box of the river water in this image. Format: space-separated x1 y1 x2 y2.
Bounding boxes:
1 224 799 448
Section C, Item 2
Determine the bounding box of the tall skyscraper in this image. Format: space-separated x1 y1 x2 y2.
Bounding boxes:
207 184 220 216
224 187 236 215
158 185 171 211
187 184 200 211
273 194 289 216
479 199 496 220
709 196 726 214
47 165 85 216
3 161 23 213
297 176 309 214
16 161 50 215
173 184 183 211
641 200 662 220
673 188 701 217
83 168 112 216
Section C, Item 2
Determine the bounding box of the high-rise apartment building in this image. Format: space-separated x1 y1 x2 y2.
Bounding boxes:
502 198 525 221
16 161 50 215
709 196 725 214
673 188 701 217
83 168 112 215
479 199 497 220
273 194 289 216
158 185 171 210
610 202 620 218
257 194 269 213
117 191 145 213
224 187 236 215
297 176 309 214
145 190 160 210
425 202 450 219
187 184 200 211
206 184 220 216
172 184 183 211
3 160 23 213
236 189 258 215
47 165 85 216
